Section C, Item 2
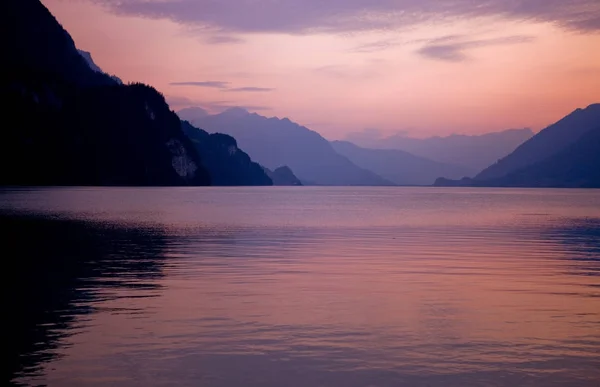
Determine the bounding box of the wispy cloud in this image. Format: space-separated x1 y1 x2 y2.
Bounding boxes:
170 81 274 92
417 35 536 62
205 35 245 45
89 0 600 34
170 81 230 88
222 87 275 92
351 39 398 53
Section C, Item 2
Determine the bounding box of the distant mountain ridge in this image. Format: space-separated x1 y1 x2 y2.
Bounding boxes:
476 104 600 180
491 126 600 188
179 108 394 186
331 141 474 186
435 104 600 188
346 128 533 171
435 126 600 188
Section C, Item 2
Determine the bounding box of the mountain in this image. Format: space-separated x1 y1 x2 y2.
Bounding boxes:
3 69 210 186
77 49 123 84
77 49 103 73
180 108 394 186
263 166 303 186
1 0 207 186
492 126 600 188
331 141 474 186
476 104 600 180
181 121 272 186
2 0 269 187
436 126 600 188
3 0 112 88
346 128 533 172
2 0 209 186
434 105 600 188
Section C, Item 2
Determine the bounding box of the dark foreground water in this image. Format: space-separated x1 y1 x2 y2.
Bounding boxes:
2 187 600 387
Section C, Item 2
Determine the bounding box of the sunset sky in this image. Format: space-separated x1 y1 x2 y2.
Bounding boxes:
42 0 600 139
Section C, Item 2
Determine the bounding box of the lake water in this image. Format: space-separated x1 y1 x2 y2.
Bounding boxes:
3 187 600 387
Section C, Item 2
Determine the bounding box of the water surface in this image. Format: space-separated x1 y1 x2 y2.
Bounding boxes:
3 187 600 387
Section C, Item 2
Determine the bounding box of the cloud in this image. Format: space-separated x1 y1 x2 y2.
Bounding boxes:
222 87 275 92
170 81 274 92
417 35 535 62
170 81 230 88
204 35 245 45
351 39 398 53
89 0 600 34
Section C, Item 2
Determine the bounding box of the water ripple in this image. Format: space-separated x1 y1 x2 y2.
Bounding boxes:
3 187 600 387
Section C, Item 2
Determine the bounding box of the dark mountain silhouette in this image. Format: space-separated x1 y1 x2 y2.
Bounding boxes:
180 108 394 186
181 121 272 186
476 104 600 180
3 0 111 88
263 166 303 186
2 0 270 186
331 140 474 186
435 125 600 188
2 0 209 185
346 128 533 171
60 83 213 185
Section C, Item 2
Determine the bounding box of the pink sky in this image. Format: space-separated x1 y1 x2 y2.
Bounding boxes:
42 0 600 139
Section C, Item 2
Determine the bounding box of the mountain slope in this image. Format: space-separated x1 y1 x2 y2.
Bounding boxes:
331 141 474 186
435 125 600 188
3 0 111 87
77 49 123 84
476 104 600 180
346 128 533 171
181 108 394 186
181 121 272 186
491 126 600 188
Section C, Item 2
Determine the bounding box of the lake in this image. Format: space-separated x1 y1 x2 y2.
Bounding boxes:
3 187 600 387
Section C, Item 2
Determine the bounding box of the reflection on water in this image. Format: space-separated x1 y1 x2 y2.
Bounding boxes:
2 187 600 387
4 215 168 386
